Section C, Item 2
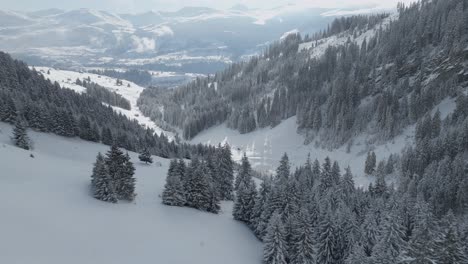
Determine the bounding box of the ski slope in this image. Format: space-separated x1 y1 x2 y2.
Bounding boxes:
0 122 262 264
34 67 174 140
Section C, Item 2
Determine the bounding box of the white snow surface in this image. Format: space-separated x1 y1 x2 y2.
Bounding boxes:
190 116 412 188
0 122 262 264
34 67 173 140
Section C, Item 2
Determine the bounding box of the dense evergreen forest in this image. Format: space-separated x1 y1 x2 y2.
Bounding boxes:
158 1 468 263
139 0 468 147
0 52 213 158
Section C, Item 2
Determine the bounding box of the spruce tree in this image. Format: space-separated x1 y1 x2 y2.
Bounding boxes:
91 153 117 203
162 160 186 206
263 212 288 264
233 178 257 224
235 153 253 191
291 209 315 264
12 118 30 150
276 153 290 183
364 151 376 175
138 147 153 164
119 153 136 201
252 179 272 240
216 144 234 200
317 215 336 264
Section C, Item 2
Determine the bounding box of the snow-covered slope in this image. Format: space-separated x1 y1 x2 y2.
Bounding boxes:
190 95 457 187
298 13 398 58
0 122 262 264
34 67 173 139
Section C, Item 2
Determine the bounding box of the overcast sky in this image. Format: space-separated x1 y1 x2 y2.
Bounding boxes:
4 0 415 13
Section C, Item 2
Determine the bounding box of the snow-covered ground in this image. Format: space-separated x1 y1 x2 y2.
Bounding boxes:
34 67 174 139
190 96 457 188
0 122 262 264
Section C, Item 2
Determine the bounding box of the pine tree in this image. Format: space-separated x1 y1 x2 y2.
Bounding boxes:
291 209 315 264
435 212 467 264
263 212 288 264
216 144 234 200
104 145 136 201
235 153 253 191
138 147 153 164
185 159 213 211
162 160 186 206
233 178 257 224
371 214 406 264
91 153 117 203
252 179 272 240
364 151 376 175
276 153 290 183
317 215 336 264
12 118 30 150
119 153 136 201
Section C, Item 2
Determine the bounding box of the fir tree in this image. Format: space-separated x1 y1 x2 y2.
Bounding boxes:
233 177 257 224
12 118 30 150
138 147 153 164
317 215 336 264
162 160 186 206
275 153 290 183
216 144 235 200
91 153 117 203
119 153 136 201
235 153 253 191
364 151 376 175
263 212 288 264
291 209 315 264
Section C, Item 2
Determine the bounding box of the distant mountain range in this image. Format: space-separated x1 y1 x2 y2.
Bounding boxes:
0 6 363 73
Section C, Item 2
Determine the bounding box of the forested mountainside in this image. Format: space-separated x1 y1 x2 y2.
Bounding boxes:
0 52 212 158
138 0 468 146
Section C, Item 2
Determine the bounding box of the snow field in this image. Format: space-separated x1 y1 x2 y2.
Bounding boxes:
0 122 262 264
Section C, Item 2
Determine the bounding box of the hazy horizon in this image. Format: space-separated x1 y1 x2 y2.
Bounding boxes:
3 0 416 13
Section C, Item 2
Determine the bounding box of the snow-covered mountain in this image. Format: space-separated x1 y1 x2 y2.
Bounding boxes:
0 6 345 73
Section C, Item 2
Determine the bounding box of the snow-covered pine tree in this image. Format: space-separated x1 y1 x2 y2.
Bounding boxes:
364 151 376 175
12 117 31 150
185 159 213 212
316 214 336 264
233 176 257 225
119 153 136 201
162 159 186 206
371 214 406 264
319 157 333 193
406 196 438 263
91 153 117 203
434 211 468 264
263 212 288 264
216 144 234 200
275 153 290 183
138 147 153 164
235 153 253 191
252 178 272 240
104 144 136 201
290 209 315 264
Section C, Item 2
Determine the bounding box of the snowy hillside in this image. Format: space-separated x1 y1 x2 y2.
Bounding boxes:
34 67 173 139
0 122 262 264
298 13 398 58
190 96 457 187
